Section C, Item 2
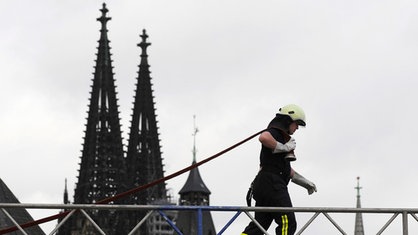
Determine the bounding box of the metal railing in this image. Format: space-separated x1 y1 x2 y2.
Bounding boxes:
1 203 418 235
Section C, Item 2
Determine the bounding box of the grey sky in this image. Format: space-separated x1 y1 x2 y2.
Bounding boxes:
1 0 418 233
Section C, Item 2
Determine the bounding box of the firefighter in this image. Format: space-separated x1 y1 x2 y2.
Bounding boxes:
242 104 317 235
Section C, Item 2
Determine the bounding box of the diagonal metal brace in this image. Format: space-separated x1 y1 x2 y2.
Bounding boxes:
243 210 270 235
158 210 183 235
79 209 106 235
322 212 347 234
127 210 154 235
49 209 77 235
1 208 29 235
377 213 399 235
296 212 320 235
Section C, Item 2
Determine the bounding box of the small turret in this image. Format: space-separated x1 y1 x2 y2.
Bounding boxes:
63 178 69 204
354 177 365 235
175 117 216 234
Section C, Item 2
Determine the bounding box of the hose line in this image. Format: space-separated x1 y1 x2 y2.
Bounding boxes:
0 129 265 234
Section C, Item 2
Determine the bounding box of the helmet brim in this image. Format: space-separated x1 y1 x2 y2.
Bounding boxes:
295 120 306 127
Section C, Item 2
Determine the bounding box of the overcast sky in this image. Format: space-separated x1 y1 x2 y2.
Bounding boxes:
1 0 418 234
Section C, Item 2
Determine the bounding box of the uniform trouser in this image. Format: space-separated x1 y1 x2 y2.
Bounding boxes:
242 171 296 235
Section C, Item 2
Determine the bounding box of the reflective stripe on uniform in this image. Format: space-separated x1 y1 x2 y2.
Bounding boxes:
281 214 288 235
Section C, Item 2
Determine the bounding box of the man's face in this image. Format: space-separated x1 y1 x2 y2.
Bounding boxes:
288 122 299 135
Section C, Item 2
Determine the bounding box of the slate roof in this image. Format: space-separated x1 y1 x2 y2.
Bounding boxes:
0 178 46 235
178 161 211 195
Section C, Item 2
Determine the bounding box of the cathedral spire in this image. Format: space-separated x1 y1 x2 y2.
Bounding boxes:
125 29 167 234
126 29 166 203
138 29 151 65
58 4 127 235
354 176 365 235
74 0 126 206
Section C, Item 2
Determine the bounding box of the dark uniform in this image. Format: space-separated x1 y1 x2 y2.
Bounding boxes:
242 127 296 235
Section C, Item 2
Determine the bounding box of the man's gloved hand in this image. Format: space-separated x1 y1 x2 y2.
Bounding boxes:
273 138 296 153
291 171 317 195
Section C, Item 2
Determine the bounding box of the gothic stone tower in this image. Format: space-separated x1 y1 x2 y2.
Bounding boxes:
57 4 127 235
58 4 172 234
125 29 170 235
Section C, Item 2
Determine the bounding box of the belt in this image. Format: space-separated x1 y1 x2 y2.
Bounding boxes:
260 166 285 176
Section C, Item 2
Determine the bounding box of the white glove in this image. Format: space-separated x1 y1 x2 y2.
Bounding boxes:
291 171 317 195
273 138 296 153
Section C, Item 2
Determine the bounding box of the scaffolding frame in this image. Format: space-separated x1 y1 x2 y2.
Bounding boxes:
1 203 418 235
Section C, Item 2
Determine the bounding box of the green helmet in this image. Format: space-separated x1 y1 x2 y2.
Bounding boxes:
278 104 306 126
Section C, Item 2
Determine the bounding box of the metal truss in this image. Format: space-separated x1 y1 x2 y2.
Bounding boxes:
1 204 418 235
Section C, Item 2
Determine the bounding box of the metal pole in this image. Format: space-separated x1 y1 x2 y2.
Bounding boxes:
377 213 399 235
49 209 76 235
158 210 183 235
127 210 154 235
218 211 242 235
0 208 29 235
243 211 270 235
79 209 106 235
197 208 203 235
2 204 418 234
323 212 347 234
410 213 418 222
296 212 320 235
403 211 408 235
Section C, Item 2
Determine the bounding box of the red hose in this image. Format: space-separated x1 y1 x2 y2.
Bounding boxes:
0 129 265 234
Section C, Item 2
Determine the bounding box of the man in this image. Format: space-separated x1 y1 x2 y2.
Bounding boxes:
242 104 317 235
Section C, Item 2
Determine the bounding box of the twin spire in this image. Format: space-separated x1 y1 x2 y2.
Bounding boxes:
57 4 166 235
